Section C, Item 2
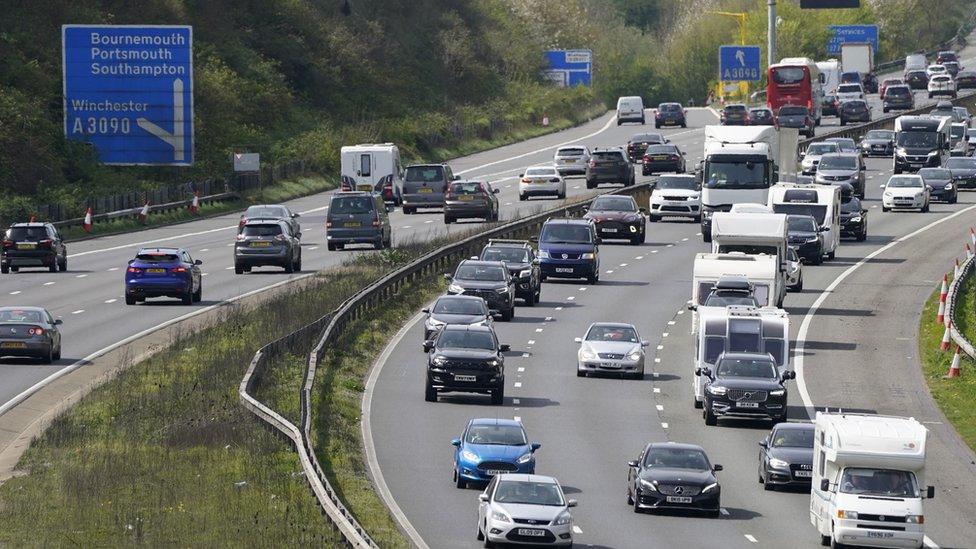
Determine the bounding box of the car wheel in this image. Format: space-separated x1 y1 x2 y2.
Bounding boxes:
491 386 504 405
524 293 535 307
445 216 453 224
882 206 890 212
58 257 67 271
922 202 930 213
477 523 484 541
694 396 703 409
857 229 867 242
181 291 193 305
839 119 846 126
821 534 832 547
796 275 804 291
53 344 61 361
327 243 336 251
125 295 136 305
630 234 642 245
587 274 598 285
0 264 8 274
704 407 717 426
49 263 57 273
424 382 437 402
648 214 659 223
454 469 467 489
682 122 687 128
285 258 295 273
827 250 835 260
558 191 566 199
703 231 712 243
502 308 514 321
193 284 202 303
235 263 244 274
294 255 302 272
586 180 596 189
577 369 586 377
627 489 634 505
41 346 53 364
483 535 495 548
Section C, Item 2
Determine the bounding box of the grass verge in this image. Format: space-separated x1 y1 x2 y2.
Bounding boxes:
918 275 976 451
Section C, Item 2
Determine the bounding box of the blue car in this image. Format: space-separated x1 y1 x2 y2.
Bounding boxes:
534 218 600 284
451 418 540 488
124 247 203 305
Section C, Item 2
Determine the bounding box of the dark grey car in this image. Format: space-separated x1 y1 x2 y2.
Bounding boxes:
776 105 814 137
235 220 302 273
882 85 914 112
478 240 541 306
402 164 456 214
839 100 871 125
1 223 67 273
0 306 62 363
326 192 392 250
859 129 895 157
239 204 300 236
816 153 865 198
444 180 500 223
422 294 496 340
919 167 958 203
946 156 976 189
758 423 814 490
445 260 516 320
586 149 635 189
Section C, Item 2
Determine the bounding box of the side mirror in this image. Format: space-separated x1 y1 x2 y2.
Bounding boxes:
926 184 934 191
783 370 797 380
493 188 500 194
530 442 542 451
423 341 434 352
595 237 602 245
641 340 649 347
681 151 687 155
701 367 712 377
713 464 723 472
800 152 806 158
688 304 698 311
529 236 539 243
758 439 768 448
499 344 510 353
518 173 524 178
53 318 63 325
386 205 394 213
627 460 639 468
861 209 868 215
582 206 588 212
489 309 501 317
532 258 540 265
443 273 452 281
479 493 489 502
860 165 866 170
567 499 578 508
194 259 203 265
452 438 461 447
421 308 430 314
453 175 461 181
694 367 702 376
127 259 135 264
296 232 302 239
927 485 935 499
574 337 583 343
639 208 647 214
292 212 301 218
820 479 831 492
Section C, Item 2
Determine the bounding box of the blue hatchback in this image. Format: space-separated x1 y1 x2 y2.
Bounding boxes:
535 218 600 284
124 247 203 305
451 418 540 488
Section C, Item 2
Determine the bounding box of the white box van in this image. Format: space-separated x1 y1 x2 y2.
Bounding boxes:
768 182 841 261
340 144 404 205
616 96 645 126
811 413 934 549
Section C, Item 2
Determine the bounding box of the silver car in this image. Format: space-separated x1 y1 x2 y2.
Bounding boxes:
553 146 591 176
575 322 648 379
478 474 576 547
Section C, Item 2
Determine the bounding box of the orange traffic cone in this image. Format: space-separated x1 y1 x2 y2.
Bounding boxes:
970 227 975 247
945 345 962 378
941 321 953 351
938 274 949 324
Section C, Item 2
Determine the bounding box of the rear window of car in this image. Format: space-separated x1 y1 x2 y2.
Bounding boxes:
886 86 911 97
450 182 484 195
557 148 585 156
246 206 287 218
725 105 746 113
592 151 625 162
330 195 374 214
242 224 282 237
838 84 861 93
932 75 951 82
779 106 807 115
843 101 866 108
659 103 681 112
404 166 444 182
525 167 557 176
645 145 676 155
5 227 48 240
135 252 181 262
632 134 663 143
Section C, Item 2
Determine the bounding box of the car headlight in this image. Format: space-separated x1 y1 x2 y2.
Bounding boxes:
690 193 700 200
805 237 819 243
554 511 572 526
769 388 786 397
896 148 908 157
461 449 479 462
928 150 939 156
838 510 859 520
580 348 596 360
581 252 595 260
906 515 924 524
639 478 658 492
519 269 532 278
537 250 550 259
427 317 446 328
432 355 448 366
706 385 727 396
491 510 512 523
448 283 464 294
516 452 533 464
945 183 954 190
627 351 642 361
768 458 790 469
883 191 892 198
850 216 861 223
701 482 719 494
915 192 924 199
496 287 509 294
486 359 499 367
702 210 713 220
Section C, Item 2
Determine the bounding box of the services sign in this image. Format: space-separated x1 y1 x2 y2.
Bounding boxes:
827 25 878 55
62 25 194 165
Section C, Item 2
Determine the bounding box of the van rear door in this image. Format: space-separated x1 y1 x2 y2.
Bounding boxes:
355 152 376 192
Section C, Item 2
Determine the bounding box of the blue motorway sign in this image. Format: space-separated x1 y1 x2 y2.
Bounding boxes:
719 45 762 82
62 25 193 165
827 25 878 55
543 49 592 87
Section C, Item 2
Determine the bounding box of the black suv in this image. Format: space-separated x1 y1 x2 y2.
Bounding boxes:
477 240 541 306
654 103 686 128
2 222 67 273
839 194 868 242
699 352 794 426
235 219 302 273
423 324 509 404
445 260 516 320
586 148 635 189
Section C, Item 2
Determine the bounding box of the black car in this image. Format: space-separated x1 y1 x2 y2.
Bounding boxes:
654 103 686 128
422 294 496 340
758 422 815 490
919 167 958 204
862 72 879 94
586 148 635 189
946 156 976 189
786 215 823 264
748 107 775 125
839 100 870 125
859 129 895 157
943 61 960 77
446 260 516 320
905 70 928 90
626 133 667 163
699 352 795 426
627 442 722 517
821 95 840 117
582 194 646 245
641 144 686 175
444 180 500 224
720 104 749 125
0 306 63 363
234 219 302 273
839 195 868 242
956 70 976 89
776 105 815 138
478 239 541 306
423 324 508 404
882 85 914 113
1 222 67 273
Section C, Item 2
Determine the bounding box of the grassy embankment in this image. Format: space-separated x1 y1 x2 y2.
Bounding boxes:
918 274 976 451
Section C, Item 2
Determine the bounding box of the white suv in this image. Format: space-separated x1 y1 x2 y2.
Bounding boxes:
552 146 590 176
928 74 957 98
648 174 701 222
519 166 566 201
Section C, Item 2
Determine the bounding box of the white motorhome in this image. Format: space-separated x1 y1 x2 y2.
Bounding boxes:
340 143 405 205
768 183 841 261
817 59 842 95
904 54 927 75
811 413 934 549
691 252 780 310
692 305 789 408
710 211 789 307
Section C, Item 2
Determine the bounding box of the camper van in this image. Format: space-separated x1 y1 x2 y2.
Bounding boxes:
340 144 405 205
692 305 789 408
710 212 788 307
811 413 934 549
817 59 842 95
768 183 841 262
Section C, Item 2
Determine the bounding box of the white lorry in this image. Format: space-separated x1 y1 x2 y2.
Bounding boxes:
768 182 841 261
709 211 789 307
340 143 405 205
811 413 934 549
817 59 842 95
699 126 799 242
692 305 789 408
842 43 874 78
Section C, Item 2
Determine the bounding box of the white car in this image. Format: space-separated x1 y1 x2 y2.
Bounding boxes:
786 247 803 291
882 175 930 212
518 166 566 201
648 174 701 222
553 146 590 176
478 474 576 547
928 74 957 98
575 322 648 379
800 142 841 175
836 83 865 102
927 64 948 77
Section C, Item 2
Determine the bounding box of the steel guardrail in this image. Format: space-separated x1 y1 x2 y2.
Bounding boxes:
946 253 976 358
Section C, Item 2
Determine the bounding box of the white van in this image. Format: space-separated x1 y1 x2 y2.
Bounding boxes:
811 413 934 549
768 182 841 260
616 96 646 126
817 59 842 95
340 143 405 205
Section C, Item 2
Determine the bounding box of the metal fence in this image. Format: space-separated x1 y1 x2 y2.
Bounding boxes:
946 253 976 358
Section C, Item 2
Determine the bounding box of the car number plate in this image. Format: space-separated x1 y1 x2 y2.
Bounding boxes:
517 529 546 537
458 195 474 201
454 374 476 382
737 401 760 408
555 267 574 273
602 228 618 233
561 159 573 163
867 531 894 539
146 268 166 273
653 156 668 161
794 470 812 478
486 469 510 476
16 243 36 250
601 362 620 369
2 342 27 349
356 184 372 191
418 187 433 193
250 241 272 247
344 221 362 228
666 496 693 504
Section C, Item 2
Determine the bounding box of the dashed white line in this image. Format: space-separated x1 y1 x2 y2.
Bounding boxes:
635 256 644 260
696 232 702 236
606 270 614 274
513 399 520 405
199 248 209 252
656 345 664 350
402 225 412 229
744 535 758 543
9 291 20 295
653 372 659 378
425 220 434 224
545 317 553 321
656 404 664 411
555 307 563 311
653 387 661 393
572 526 583 534
528 340 536 345
104 298 117 304
572 185 580 189
535 328 544 332
514 415 521 422
662 332 669 337
75 274 87 278
654 358 661 363
309 246 319 251
661 422 669 429
505 202 513 206
226 242 234 247
70 309 84 315
681 238 689 242
651 250 658 254
567 296 575 300
666 244 674 248
677 310 685 315
518 367 525 372
514 382 522 388
225 266 234 270
43 282 55 286
107 267 119 271
667 320 676 325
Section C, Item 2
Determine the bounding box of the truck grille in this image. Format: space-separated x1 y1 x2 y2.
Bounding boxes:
728 389 767 402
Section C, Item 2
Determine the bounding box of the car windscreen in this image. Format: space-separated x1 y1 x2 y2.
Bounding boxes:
716 358 777 378
585 325 638 342
919 168 951 180
819 155 856 170
643 448 709 470
779 106 807 115
703 293 758 307
330 196 373 214
482 247 529 263
450 182 484 195
0 309 44 323
437 330 495 350
246 206 287 218
455 265 506 281
865 130 894 140
5 227 48 240
807 143 838 155
840 198 861 213
838 84 861 93
493 480 563 506
540 224 592 244
840 468 918 498
896 131 938 148
242 224 282 237
887 177 923 188
946 157 976 168
404 166 444 182
465 424 526 445
774 204 827 225
432 298 486 315
134 252 180 262
788 216 818 232
525 167 557 176
771 427 814 448
590 196 637 211
556 148 585 157
771 67 805 85
656 177 697 190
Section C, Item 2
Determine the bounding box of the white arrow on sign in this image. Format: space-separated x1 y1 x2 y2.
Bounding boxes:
137 78 185 162
735 50 746 67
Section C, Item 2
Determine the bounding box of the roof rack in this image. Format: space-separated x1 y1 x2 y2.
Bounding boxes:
486 239 531 247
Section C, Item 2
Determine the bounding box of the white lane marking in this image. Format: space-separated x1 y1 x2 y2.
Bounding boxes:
425 220 434 224
505 185 512 189
226 242 234 246
681 238 689 242
745 535 758 543
504 202 513 206
201 272 209 277
75 274 87 278
567 296 575 300
545 317 553 321
535 328 544 333
514 416 521 422
577 286 586 291
199 248 209 252
667 320 676 325
924 536 940 548
619 263 628 267
651 250 658 254
572 185 580 189
528 340 536 345
402 225 412 229
654 358 661 363
43 282 55 286
225 266 234 270
521 353 529 358
572 526 583 534
635 256 644 260
794 203 976 416
656 345 664 350
71 309 84 315
653 372 659 378
677 310 684 315
666 244 674 248
107 267 119 271
9 291 20 295
518 367 525 372
656 404 664 411
720 508 730 516
514 382 522 388
309 246 319 251
662 332 669 337
104 299 117 304
555 307 563 311
696 232 702 236
653 387 661 393
661 422 669 429
513 399 520 405
606 270 614 274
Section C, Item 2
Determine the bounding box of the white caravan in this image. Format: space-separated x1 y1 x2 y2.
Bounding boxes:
768 182 841 260
817 59 842 95
340 143 405 205
811 413 934 549
710 212 789 307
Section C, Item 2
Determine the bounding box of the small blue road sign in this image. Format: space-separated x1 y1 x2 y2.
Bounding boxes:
543 49 593 87
719 45 763 82
827 25 878 55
